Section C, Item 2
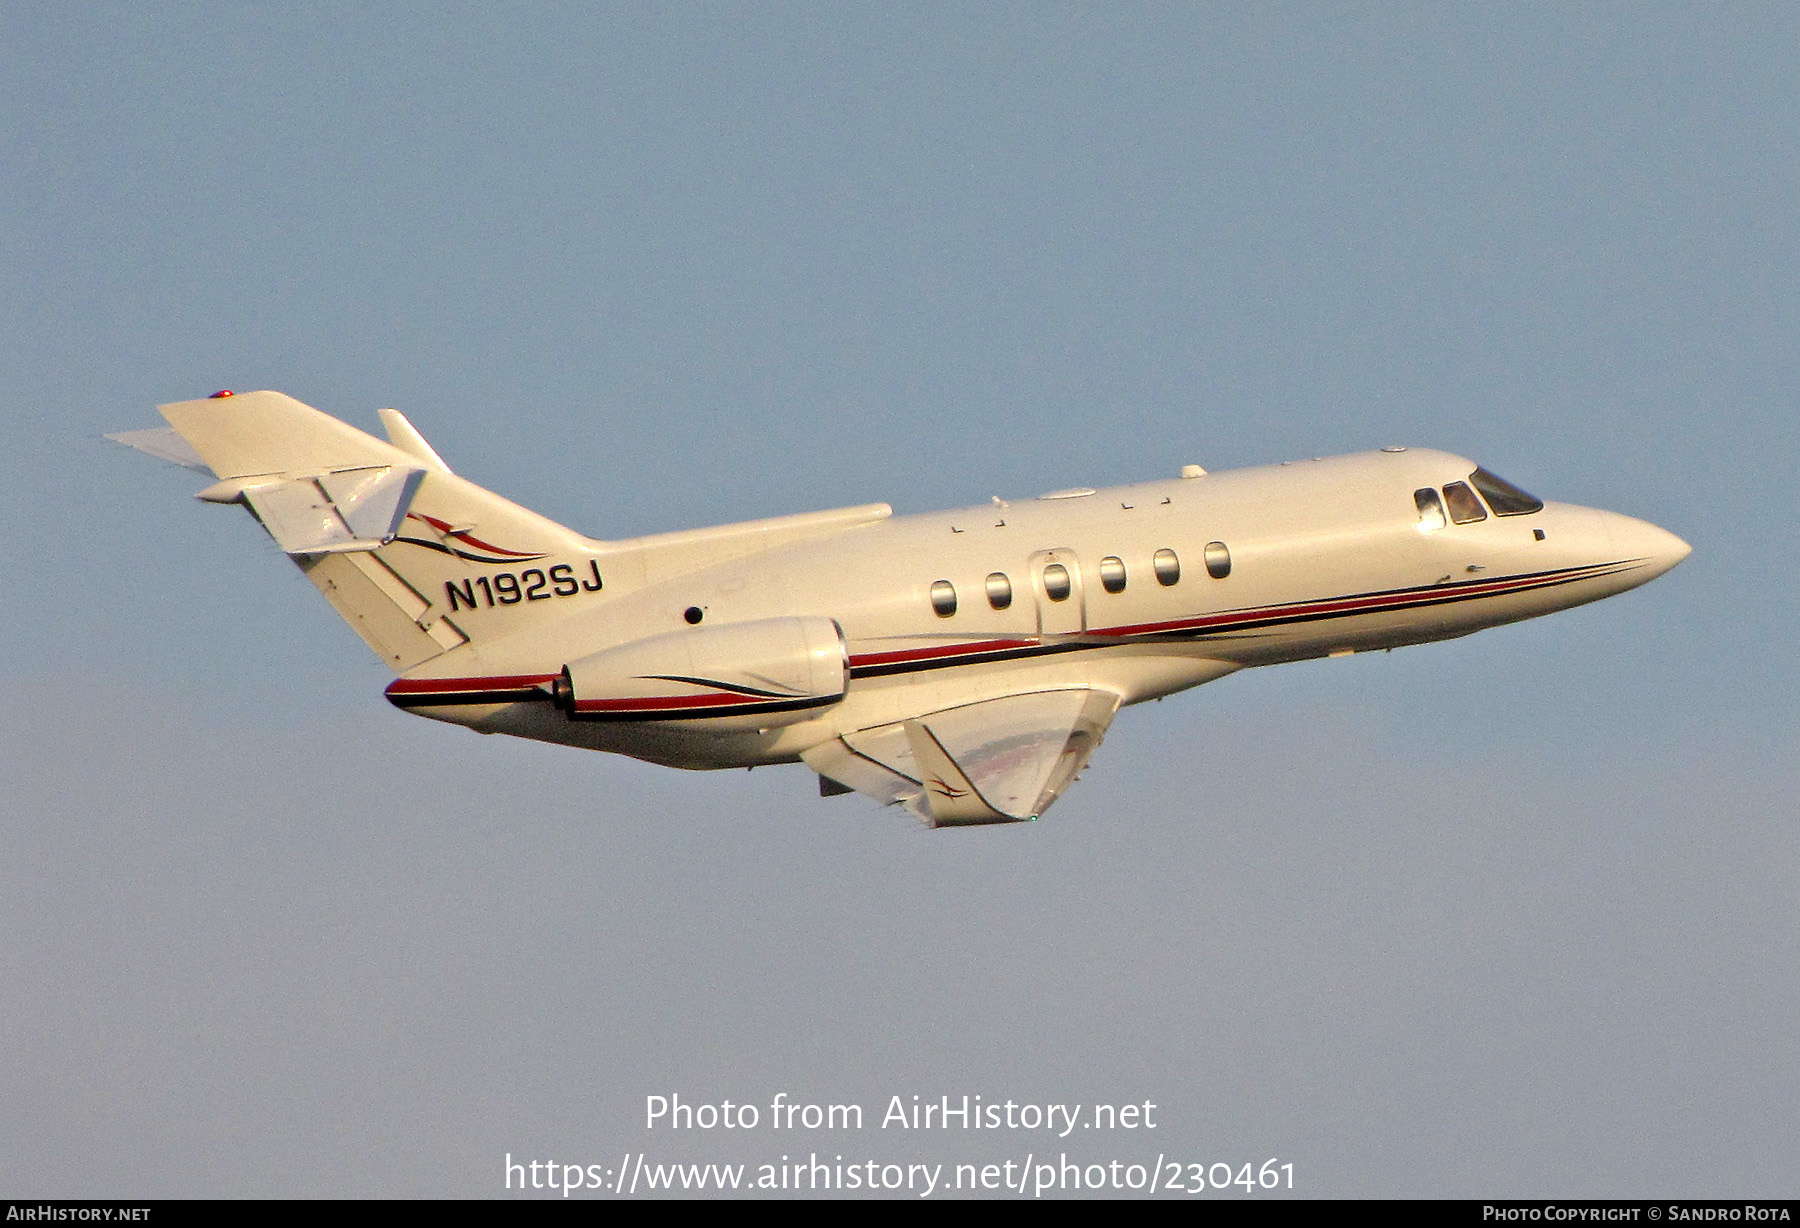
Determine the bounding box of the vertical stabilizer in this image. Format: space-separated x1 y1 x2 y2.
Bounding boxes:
378 408 454 473
150 391 606 671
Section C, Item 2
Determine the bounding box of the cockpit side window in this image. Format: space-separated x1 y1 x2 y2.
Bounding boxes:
1469 467 1544 515
1443 481 1488 524
1414 487 1447 532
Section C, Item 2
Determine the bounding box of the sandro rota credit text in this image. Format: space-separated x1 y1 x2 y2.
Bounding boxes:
647 1094 1158 1137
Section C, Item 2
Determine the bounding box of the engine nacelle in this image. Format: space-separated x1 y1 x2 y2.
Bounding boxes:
554 616 848 727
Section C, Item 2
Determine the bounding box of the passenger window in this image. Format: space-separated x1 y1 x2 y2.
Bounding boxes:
1204 541 1231 579
985 572 1013 610
1443 482 1488 524
1414 487 1446 532
1099 556 1126 593
929 580 957 617
1153 549 1180 586
1042 564 1071 601
1469 467 1544 516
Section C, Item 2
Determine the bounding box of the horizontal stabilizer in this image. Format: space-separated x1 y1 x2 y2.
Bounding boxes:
233 465 427 555
106 427 211 472
122 388 599 672
158 390 423 479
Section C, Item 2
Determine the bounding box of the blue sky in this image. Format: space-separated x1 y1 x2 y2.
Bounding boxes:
3 3 1794 1197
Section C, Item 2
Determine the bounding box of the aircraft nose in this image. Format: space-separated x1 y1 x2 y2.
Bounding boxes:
1602 511 1692 578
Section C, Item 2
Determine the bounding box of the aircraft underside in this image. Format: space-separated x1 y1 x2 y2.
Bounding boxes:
405 558 1648 795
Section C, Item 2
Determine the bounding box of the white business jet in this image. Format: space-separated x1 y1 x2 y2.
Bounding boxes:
113 390 1689 827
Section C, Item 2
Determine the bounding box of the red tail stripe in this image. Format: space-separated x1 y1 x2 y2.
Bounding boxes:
404 512 542 558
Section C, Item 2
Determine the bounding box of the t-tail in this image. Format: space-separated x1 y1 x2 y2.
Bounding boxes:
112 390 605 672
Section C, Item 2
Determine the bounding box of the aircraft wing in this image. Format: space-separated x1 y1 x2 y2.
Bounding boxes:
801 687 1122 825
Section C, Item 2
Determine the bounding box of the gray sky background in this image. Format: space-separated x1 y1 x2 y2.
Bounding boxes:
3 3 1795 1198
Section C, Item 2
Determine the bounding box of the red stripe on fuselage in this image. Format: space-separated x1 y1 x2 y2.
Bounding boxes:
386 563 1638 705
1088 564 1593 640
849 638 1038 669
847 561 1634 674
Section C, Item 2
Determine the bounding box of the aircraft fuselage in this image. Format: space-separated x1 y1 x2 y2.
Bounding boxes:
389 447 1687 772
117 392 1686 823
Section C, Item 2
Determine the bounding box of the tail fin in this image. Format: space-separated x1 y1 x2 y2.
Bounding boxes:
146 390 603 672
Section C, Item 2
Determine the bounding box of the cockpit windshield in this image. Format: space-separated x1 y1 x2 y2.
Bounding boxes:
1469 468 1544 516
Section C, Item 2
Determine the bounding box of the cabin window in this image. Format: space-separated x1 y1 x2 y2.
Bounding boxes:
1042 564 1072 601
929 580 958 617
986 572 1013 609
1470 467 1544 516
1443 481 1488 524
1099 556 1127 593
1153 548 1181 586
1204 541 1231 579
1414 487 1446 532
